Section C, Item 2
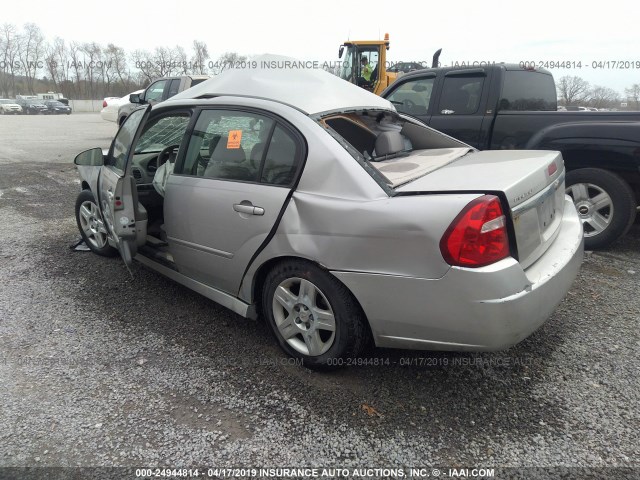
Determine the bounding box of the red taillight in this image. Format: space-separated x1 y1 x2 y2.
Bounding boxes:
102 100 108 108
440 195 510 268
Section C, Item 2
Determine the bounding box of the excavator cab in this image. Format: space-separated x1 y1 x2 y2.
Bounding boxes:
338 34 398 96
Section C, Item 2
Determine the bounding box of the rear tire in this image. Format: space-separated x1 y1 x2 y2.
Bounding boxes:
262 260 369 369
75 190 118 257
566 168 637 249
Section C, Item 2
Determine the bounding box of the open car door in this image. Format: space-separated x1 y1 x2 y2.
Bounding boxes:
96 105 151 268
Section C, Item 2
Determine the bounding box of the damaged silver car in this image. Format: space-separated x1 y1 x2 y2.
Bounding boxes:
73 58 584 367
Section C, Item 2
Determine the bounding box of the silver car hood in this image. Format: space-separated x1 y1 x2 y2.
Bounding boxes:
395 149 562 209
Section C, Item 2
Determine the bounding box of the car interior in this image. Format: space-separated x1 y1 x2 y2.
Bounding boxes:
322 111 473 187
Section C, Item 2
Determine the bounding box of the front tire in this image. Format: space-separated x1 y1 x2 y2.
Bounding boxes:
262 260 368 369
566 168 637 249
75 190 117 257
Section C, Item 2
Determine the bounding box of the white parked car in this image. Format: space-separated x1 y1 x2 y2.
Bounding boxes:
0 99 23 115
100 91 143 123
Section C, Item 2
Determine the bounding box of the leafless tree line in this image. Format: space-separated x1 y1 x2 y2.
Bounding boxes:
557 75 639 109
0 22 246 99
2 22 639 107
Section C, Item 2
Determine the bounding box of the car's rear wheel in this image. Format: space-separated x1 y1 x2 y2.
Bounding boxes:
262 260 368 369
566 168 637 249
75 190 117 257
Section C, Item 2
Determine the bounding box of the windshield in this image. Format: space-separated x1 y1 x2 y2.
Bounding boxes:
48 101 64 106
0 100 12 104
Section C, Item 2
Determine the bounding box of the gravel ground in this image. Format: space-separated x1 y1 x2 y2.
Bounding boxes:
0 115 639 478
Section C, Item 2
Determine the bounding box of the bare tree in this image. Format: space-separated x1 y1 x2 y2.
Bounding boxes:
105 43 130 92
131 49 154 84
0 23 22 96
588 85 619 109
153 46 178 77
557 75 590 106
191 40 209 74
81 42 102 99
18 23 45 94
68 42 84 98
174 45 190 75
625 84 640 110
213 52 247 74
44 37 68 94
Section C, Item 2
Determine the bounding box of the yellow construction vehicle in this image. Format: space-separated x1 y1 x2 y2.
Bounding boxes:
338 35 442 96
337 33 397 96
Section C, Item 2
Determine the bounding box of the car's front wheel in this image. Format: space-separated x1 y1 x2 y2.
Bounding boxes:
566 168 637 249
262 260 369 368
75 190 117 257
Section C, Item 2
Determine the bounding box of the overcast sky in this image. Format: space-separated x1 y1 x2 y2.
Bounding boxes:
3 0 638 94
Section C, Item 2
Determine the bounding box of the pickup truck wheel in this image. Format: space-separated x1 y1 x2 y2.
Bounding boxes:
262 260 368 369
566 168 637 249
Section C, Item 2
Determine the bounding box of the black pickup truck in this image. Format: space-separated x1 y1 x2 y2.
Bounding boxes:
381 64 640 248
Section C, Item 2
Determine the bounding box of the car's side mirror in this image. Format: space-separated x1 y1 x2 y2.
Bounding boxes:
74 147 104 166
129 93 141 104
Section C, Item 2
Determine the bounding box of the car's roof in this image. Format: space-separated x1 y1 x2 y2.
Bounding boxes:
171 54 394 115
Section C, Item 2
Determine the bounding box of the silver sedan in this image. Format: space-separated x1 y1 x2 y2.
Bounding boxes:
73 57 583 368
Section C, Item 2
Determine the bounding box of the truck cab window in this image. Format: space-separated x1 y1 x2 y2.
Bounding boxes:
145 80 168 103
386 78 434 116
439 76 485 115
499 71 557 111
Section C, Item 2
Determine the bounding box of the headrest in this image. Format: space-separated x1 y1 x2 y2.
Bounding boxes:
375 131 406 157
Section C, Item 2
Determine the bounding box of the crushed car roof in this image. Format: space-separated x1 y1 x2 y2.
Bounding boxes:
170 54 394 115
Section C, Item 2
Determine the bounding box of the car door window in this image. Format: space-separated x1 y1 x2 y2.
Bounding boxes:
145 80 168 103
438 75 485 115
260 125 300 186
106 108 147 172
179 110 274 181
167 79 181 98
134 114 190 155
386 77 434 116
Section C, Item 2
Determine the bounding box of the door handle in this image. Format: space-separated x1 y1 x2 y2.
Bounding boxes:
233 203 265 216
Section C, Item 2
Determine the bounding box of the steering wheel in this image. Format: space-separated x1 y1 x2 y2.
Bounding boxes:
403 99 416 112
155 144 180 169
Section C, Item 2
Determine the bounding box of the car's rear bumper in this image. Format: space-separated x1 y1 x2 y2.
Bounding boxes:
332 196 584 351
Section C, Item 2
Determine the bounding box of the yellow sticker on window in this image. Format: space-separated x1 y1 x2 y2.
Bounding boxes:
227 130 242 149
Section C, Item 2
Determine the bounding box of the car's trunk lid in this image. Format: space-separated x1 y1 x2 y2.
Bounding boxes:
392 149 565 268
